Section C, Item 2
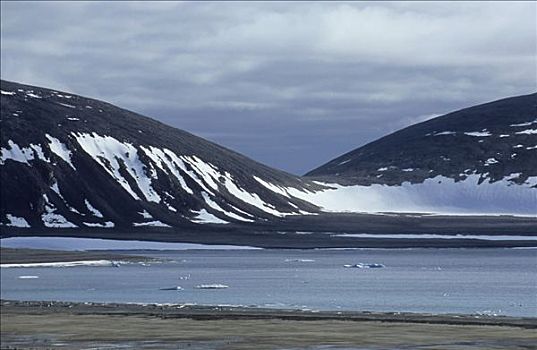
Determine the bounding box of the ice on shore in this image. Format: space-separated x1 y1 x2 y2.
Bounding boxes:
1 260 120 268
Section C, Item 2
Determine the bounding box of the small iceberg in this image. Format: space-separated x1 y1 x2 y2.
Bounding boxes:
344 263 385 269
18 275 39 279
195 284 229 289
160 286 183 291
285 259 315 263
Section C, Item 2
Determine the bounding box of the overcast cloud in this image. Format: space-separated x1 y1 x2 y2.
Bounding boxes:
1 1 535 174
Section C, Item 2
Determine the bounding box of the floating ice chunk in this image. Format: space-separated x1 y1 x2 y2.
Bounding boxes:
1 90 15 95
343 263 385 269
499 134 510 138
160 286 183 291
377 167 388 171
402 168 414 172
26 92 41 98
195 284 229 289
5 214 30 228
18 275 39 279
46 134 75 169
191 209 229 224
464 131 492 137
285 259 315 262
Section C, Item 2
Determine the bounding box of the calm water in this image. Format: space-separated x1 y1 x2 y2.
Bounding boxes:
1 248 536 317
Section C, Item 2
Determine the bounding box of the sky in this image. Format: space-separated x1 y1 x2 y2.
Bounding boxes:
1 1 536 175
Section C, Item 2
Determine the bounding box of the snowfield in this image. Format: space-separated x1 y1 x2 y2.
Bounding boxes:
284 175 537 217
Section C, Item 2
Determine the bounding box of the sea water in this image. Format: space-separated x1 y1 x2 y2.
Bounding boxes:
1 248 535 317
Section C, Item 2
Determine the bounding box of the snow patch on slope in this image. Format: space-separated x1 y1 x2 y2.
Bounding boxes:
287 175 537 216
41 195 77 228
191 209 229 224
73 133 161 203
133 221 171 227
140 146 194 194
253 176 291 198
201 192 254 222
5 214 30 228
46 134 75 169
464 131 492 137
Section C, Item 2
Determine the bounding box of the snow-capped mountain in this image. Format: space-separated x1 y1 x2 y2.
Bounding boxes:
1 80 535 240
0 80 320 230
304 93 537 216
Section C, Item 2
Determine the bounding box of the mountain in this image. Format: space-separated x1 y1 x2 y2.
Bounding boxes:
0 80 320 231
303 93 537 216
1 80 535 247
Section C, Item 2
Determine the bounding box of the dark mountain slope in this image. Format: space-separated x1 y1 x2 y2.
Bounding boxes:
306 93 537 187
1 80 320 230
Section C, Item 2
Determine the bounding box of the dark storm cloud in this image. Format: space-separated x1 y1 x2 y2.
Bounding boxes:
1 1 535 174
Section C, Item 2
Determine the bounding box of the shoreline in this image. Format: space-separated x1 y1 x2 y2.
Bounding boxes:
2 299 536 329
0 247 150 264
2 299 536 349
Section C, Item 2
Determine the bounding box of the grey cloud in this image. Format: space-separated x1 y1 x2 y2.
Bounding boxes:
1 1 535 174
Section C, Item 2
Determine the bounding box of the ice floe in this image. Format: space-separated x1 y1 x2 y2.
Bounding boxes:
195 284 229 289
344 263 385 268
